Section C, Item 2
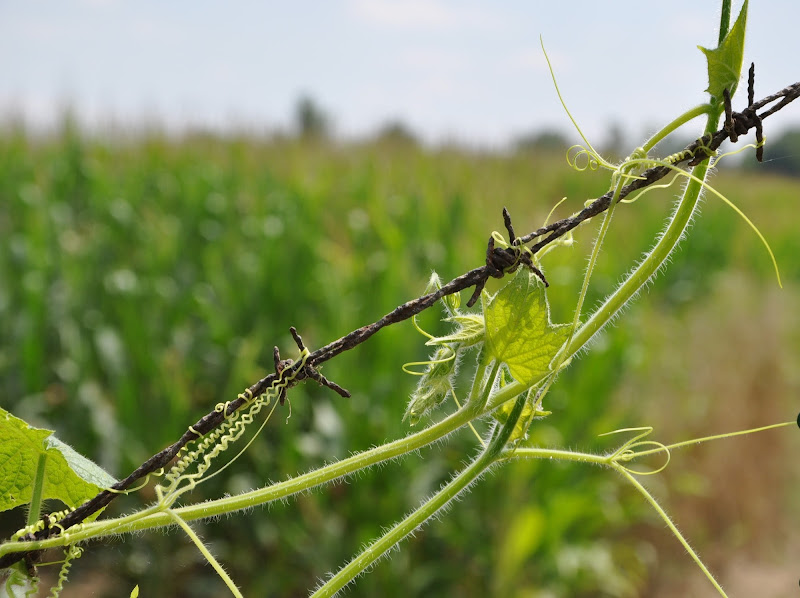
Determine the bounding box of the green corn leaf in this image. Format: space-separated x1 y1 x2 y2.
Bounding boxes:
484 269 571 387
698 0 748 102
0 407 117 513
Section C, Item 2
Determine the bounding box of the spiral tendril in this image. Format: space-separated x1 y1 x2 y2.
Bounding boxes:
155 347 310 504
12 508 76 541
48 545 83 598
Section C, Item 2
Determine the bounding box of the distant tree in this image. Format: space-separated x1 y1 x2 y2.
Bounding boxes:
601 122 627 159
374 120 419 147
512 130 568 154
295 95 330 139
741 127 800 176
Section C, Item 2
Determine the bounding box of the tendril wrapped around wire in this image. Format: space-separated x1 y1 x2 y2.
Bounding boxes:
11 508 77 542
156 347 311 504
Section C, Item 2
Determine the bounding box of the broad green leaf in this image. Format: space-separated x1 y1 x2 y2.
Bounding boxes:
698 0 748 102
45 435 118 489
0 407 117 513
484 269 571 386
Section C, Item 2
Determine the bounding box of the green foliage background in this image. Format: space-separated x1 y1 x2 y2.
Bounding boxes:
1 123 798 597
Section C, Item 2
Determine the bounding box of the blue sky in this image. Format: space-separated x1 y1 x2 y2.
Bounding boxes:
2 1 799 148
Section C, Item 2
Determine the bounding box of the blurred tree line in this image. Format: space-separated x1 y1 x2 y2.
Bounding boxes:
741 127 800 176
297 90 800 177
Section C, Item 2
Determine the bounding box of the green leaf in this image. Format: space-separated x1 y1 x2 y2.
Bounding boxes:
698 0 748 102
484 269 571 386
492 389 551 443
0 407 117 513
426 314 485 348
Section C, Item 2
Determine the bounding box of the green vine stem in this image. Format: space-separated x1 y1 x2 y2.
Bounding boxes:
0 403 484 555
312 394 528 597
641 104 711 154
558 115 721 366
510 445 726 596
167 510 244 598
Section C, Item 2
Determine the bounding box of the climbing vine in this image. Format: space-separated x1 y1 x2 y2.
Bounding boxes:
2 1 800 596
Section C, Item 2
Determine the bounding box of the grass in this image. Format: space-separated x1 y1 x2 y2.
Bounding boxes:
1 123 798 597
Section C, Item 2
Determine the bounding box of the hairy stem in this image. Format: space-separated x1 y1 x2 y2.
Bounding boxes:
559 116 718 362
26 454 47 527
642 104 711 154
313 394 527 597
0 404 483 555
167 510 243 598
614 466 728 596
719 0 732 44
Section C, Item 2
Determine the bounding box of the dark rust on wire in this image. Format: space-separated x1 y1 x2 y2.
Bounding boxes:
2 77 800 571
462 208 549 307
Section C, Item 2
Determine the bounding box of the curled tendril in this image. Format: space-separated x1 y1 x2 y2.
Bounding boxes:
159 394 271 501
616 147 782 287
601 427 671 476
620 133 744 203
4 564 40 598
541 36 614 173
105 468 165 495
603 419 798 478
12 508 77 542
49 545 83 598
542 35 779 288
402 350 456 376
567 145 603 172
